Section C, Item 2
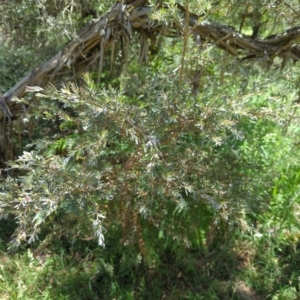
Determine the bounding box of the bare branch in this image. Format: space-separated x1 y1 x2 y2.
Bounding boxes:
4 1 300 117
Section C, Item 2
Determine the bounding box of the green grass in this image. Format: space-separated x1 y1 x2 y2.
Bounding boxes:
0 227 298 300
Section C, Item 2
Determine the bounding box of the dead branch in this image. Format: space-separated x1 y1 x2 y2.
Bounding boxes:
3 0 300 118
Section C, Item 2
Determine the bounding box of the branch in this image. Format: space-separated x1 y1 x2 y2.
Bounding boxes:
3 1 300 118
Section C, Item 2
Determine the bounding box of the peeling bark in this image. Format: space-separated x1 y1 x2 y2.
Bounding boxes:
3 0 300 118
